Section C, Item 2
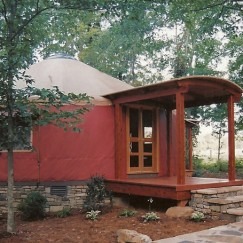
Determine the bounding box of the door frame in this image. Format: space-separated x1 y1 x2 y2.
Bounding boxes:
126 105 159 174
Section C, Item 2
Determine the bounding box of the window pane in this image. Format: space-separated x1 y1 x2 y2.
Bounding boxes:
130 109 139 137
130 142 139 153
144 142 152 153
130 156 139 167
144 156 152 167
143 110 152 138
0 119 31 151
14 126 31 150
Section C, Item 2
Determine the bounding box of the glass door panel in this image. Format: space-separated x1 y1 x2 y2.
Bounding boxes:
143 156 152 167
130 155 139 167
129 108 139 137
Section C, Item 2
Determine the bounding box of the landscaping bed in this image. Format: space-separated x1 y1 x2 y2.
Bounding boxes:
0 206 230 242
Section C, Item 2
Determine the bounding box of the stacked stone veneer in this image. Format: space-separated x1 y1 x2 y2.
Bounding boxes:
0 184 87 213
189 186 243 220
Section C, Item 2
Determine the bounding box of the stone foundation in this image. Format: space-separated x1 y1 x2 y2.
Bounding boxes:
0 184 88 213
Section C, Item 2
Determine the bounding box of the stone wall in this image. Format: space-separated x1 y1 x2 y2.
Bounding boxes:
0 184 87 213
189 186 243 220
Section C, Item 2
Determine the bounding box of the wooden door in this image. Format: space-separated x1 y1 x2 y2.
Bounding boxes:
127 107 158 174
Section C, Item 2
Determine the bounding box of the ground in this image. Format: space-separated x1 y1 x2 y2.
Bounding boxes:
0 206 230 243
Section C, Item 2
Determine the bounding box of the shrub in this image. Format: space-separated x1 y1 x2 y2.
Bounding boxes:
119 209 137 217
192 156 204 177
18 191 47 221
56 207 71 218
236 159 243 169
191 211 205 222
142 212 160 222
86 210 101 220
83 175 112 212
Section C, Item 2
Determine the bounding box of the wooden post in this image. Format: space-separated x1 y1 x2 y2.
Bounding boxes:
228 95 236 181
176 92 185 184
188 127 193 171
114 104 123 179
166 109 173 176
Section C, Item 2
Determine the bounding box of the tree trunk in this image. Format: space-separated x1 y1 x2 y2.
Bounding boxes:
7 95 15 233
217 127 222 161
7 148 15 233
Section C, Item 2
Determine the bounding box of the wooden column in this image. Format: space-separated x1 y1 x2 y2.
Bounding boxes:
114 104 123 179
228 95 236 181
166 109 173 176
188 127 193 171
176 92 185 184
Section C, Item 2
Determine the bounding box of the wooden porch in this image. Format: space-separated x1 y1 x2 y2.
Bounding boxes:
103 76 243 205
105 176 243 204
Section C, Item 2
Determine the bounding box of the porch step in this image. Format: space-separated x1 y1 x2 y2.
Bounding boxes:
227 207 243 216
206 195 243 205
190 186 243 222
221 207 243 222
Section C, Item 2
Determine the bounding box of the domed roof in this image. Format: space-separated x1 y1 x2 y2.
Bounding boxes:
17 54 133 105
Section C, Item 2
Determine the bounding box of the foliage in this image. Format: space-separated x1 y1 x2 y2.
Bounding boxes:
141 212 160 223
86 210 101 220
193 158 243 177
192 156 204 177
236 159 243 169
79 2 168 85
18 191 47 221
191 211 205 222
56 207 71 218
119 209 137 217
0 85 91 150
83 175 112 212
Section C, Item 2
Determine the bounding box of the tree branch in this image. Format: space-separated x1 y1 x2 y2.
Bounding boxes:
1 0 9 26
190 0 228 11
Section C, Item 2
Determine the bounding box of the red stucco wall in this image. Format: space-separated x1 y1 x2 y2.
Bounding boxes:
0 106 115 182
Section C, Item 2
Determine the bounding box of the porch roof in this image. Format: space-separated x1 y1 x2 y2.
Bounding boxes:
103 76 242 108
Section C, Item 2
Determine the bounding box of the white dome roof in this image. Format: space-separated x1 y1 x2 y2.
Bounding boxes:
17 54 133 105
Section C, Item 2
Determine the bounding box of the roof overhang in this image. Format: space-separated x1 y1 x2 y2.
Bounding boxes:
103 76 243 109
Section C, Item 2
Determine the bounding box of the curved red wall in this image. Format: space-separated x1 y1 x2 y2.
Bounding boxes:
0 106 115 182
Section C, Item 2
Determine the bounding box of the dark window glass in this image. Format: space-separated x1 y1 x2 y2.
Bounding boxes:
0 121 31 151
130 142 139 153
144 142 152 153
130 156 139 167
130 109 139 137
144 156 152 167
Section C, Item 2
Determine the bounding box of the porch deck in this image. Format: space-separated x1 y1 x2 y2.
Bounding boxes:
105 177 243 203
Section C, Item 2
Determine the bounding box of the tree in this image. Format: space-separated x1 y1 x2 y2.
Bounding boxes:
199 104 228 161
78 1 169 85
0 0 109 233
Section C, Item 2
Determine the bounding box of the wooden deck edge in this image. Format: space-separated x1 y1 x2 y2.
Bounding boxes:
105 180 191 201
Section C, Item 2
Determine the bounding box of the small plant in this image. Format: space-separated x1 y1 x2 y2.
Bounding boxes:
56 207 71 218
119 209 137 217
18 191 47 221
148 197 153 211
191 211 205 222
86 210 101 220
142 212 160 222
